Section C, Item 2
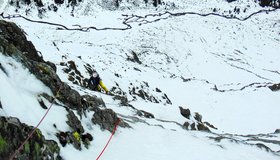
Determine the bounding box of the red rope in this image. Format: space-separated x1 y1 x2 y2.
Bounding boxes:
96 118 121 160
9 87 61 160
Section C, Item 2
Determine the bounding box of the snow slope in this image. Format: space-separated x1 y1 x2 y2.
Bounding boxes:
1 0 280 159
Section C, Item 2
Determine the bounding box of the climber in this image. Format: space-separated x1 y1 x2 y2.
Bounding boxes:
87 71 109 94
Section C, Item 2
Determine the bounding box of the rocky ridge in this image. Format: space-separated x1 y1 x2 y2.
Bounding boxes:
0 19 130 158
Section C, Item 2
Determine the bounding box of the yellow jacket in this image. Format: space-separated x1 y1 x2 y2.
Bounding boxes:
73 131 81 142
99 80 108 93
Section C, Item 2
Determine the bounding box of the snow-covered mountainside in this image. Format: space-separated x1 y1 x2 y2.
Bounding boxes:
1 0 280 159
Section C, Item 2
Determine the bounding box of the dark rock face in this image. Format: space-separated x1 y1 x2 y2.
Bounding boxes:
179 107 216 132
0 20 83 111
54 0 64 4
179 106 191 119
194 112 202 122
56 130 93 150
129 84 172 105
0 20 43 63
60 60 87 87
182 121 189 129
0 63 8 76
137 110 155 118
258 0 280 8
0 116 61 159
275 129 280 133
197 123 210 132
225 0 237 2
127 51 142 64
269 83 280 91
66 110 84 133
81 95 105 110
92 108 130 133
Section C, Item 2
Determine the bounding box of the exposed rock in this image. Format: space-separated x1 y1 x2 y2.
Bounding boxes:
182 121 189 130
181 108 216 132
225 0 237 2
137 110 155 118
81 95 105 110
92 108 130 132
0 20 43 62
190 123 196 130
162 93 172 104
258 0 280 8
0 100 2 109
269 83 280 91
256 143 273 152
61 60 87 87
204 121 218 130
46 61 57 72
113 95 130 106
127 51 142 64
194 112 202 122
0 116 61 159
37 98 48 109
54 0 64 4
0 20 83 111
0 63 8 76
129 84 171 105
197 123 210 132
56 130 93 150
275 129 280 134
155 88 162 92
81 133 93 148
179 106 191 119
66 110 84 133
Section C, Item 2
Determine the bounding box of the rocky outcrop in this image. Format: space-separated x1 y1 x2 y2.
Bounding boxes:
126 51 142 64
66 110 84 133
0 20 82 110
128 83 172 105
60 61 88 87
56 130 93 150
92 108 130 133
81 95 106 110
137 110 155 118
258 0 280 8
179 106 217 132
269 83 280 91
0 19 126 154
0 116 61 160
0 20 43 62
179 106 190 119
275 129 280 134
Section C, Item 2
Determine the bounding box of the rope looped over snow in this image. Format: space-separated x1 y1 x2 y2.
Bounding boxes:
9 86 62 160
96 118 121 160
